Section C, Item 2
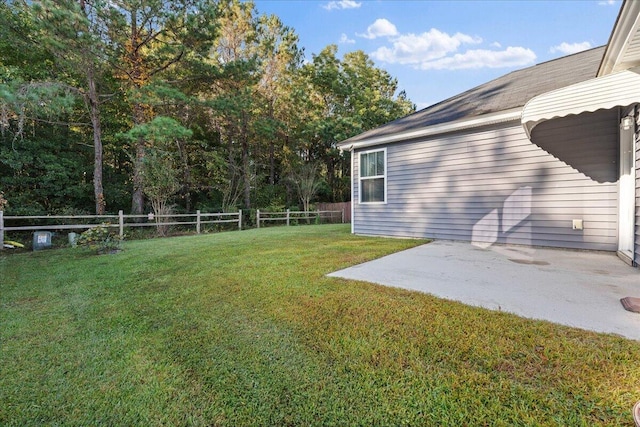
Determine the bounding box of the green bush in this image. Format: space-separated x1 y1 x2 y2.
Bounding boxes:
76 223 122 254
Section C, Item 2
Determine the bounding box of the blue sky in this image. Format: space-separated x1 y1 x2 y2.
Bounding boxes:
252 0 622 110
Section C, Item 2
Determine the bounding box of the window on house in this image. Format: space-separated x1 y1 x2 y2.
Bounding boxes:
359 148 386 203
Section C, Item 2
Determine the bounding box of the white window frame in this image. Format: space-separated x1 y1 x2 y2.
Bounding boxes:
358 147 387 204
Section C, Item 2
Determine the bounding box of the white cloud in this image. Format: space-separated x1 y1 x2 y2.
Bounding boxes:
357 18 398 39
598 0 617 5
370 28 481 64
323 0 361 11
367 25 535 71
419 47 537 70
550 41 592 55
339 33 355 44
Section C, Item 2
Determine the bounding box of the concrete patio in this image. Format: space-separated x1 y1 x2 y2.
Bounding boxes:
328 240 640 340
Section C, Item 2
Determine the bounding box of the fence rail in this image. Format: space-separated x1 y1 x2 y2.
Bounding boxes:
0 207 348 250
0 210 242 250
256 209 344 228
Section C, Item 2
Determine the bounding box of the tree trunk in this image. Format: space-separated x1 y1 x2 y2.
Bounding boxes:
78 0 105 215
326 154 336 202
131 139 145 215
128 12 147 215
226 126 234 183
176 139 191 211
268 102 275 185
241 112 251 209
130 98 147 214
87 63 105 215
269 140 275 185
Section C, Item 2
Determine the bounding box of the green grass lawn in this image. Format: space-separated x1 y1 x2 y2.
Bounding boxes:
2 224 640 426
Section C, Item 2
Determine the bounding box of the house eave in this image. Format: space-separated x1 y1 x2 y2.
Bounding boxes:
338 108 522 152
598 0 640 76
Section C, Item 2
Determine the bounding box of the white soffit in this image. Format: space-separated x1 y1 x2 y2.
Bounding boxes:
521 67 640 137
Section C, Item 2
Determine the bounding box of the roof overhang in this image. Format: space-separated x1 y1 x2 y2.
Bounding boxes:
598 0 640 76
337 108 522 151
521 67 640 137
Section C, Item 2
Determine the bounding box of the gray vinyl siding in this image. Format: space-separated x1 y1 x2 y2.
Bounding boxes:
353 109 619 251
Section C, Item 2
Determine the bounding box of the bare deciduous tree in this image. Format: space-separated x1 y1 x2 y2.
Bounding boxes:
288 162 323 213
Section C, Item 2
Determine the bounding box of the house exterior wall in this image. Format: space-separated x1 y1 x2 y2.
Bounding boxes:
352 109 619 251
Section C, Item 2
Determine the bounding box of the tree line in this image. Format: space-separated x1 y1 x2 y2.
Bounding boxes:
0 0 415 216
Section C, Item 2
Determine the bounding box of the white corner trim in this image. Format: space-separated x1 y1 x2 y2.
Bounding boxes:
338 108 522 151
350 145 354 234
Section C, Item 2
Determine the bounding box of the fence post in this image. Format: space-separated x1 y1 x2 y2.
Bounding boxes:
256 209 260 228
196 210 201 234
0 211 4 250
118 210 124 238
286 209 290 226
341 208 345 224
317 209 320 224
238 210 242 230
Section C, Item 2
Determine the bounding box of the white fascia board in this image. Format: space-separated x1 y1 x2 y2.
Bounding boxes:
598 0 640 76
338 108 522 152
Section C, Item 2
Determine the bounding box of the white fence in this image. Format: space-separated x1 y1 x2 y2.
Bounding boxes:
256 209 344 228
0 210 242 250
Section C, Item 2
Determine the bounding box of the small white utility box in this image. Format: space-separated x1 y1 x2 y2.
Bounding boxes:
33 231 52 250
572 219 583 230
68 232 78 247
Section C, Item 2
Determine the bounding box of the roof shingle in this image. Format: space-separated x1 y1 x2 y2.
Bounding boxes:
342 46 606 144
